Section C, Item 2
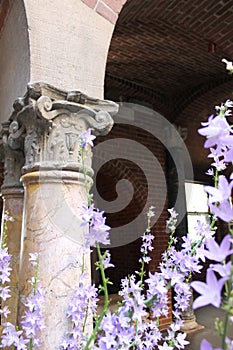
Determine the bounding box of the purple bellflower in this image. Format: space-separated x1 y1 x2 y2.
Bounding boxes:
0 253 45 348
198 104 233 151
0 246 12 299
204 234 233 262
166 208 178 232
61 273 98 349
205 175 233 204
210 261 231 278
209 200 233 222
78 129 96 148
205 175 233 222
102 250 114 269
200 339 222 350
21 285 45 346
20 253 45 347
0 323 29 349
81 204 110 247
191 269 227 309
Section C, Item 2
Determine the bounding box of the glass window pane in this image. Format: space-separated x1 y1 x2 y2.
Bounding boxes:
185 182 209 213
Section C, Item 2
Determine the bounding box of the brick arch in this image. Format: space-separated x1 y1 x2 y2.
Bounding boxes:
178 78 233 121
174 76 233 122
176 78 233 182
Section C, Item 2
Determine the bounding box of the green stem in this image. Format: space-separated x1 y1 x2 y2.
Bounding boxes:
167 229 175 251
82 298 90 333
139 259 145 287
81 253 85 275
84 244 109 349
221 230 233 349
97 244 109 313
138 213 153 287
222 313 230 350
32 255 39 296
214 169 219 188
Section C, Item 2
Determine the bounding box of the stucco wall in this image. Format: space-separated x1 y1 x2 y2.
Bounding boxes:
0 0 30 123
23 0 114 98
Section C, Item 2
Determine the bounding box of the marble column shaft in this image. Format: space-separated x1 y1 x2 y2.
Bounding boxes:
9 82 117 348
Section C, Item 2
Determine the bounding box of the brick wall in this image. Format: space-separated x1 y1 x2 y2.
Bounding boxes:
93 113 172 328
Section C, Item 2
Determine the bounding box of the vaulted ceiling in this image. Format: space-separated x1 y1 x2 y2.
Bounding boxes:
105 0 233 180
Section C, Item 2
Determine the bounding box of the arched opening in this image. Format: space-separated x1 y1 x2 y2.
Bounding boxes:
94 0 233 327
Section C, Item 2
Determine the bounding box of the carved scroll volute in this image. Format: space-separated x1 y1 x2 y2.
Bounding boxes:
35 94 117 135
0 121 25 188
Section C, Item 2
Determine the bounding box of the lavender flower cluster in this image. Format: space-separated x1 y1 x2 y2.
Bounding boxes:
62 205 202 349
190 92 233 350
0 252 45 349
0 244 11 319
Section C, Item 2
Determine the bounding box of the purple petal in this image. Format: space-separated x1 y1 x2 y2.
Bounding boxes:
200 339 213 350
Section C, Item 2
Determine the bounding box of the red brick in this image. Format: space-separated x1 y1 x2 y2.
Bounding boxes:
96 1 118 24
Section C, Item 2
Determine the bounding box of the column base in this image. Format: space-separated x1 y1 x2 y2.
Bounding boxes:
180 316 205 333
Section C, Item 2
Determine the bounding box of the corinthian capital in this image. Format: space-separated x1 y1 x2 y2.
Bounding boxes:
10 82 118 173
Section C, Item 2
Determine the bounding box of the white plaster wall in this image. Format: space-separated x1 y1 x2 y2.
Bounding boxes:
0 0 30 123
24 0 114 98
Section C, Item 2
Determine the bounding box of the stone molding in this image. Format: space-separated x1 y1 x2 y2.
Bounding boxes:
7 82 118 174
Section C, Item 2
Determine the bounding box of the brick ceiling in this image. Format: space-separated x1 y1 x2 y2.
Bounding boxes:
105 0 233 180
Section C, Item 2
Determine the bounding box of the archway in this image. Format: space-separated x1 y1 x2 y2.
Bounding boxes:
94 0 233 330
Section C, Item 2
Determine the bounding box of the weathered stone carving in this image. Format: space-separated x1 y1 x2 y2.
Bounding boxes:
10 82 118 173
0 121 24 188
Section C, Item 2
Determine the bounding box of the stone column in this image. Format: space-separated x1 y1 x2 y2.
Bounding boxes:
0 120 24 326
11 82 117 348
180 289 204 332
